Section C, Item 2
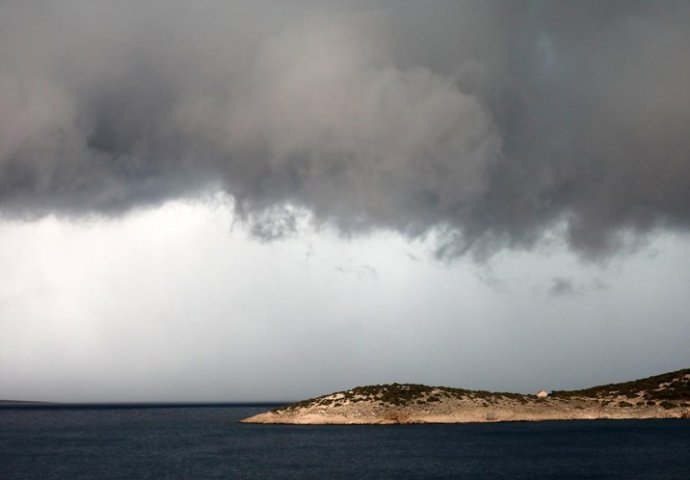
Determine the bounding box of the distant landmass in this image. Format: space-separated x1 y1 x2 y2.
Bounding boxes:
0 400 53 406
241 368 690 424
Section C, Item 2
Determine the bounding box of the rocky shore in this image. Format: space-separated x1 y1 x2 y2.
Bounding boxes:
240 369 690 425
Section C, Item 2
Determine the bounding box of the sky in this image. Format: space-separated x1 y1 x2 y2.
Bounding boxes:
1 1 689 402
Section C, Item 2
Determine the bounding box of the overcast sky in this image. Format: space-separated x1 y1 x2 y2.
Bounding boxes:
1 1 689 402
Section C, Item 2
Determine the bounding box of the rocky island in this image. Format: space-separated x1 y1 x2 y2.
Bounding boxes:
241 369 690 424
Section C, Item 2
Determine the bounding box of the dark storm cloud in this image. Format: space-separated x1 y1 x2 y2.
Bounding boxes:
1 0 689 258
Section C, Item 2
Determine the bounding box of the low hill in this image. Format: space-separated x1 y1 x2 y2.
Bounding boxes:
240 369 690 424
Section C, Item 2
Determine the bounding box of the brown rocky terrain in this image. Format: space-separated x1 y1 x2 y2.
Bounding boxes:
240 369 690 424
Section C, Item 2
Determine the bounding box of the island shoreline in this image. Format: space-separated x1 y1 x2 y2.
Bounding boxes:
240 369 690 425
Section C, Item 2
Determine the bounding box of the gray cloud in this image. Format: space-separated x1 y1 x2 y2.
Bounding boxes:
1 1 689 258
334 262 377 280
548 277 578 297
548 276 611 297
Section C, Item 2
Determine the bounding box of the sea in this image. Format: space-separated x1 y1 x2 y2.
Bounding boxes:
1 405 689 479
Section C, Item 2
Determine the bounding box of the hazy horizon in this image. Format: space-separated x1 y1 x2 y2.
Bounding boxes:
5 362 690 404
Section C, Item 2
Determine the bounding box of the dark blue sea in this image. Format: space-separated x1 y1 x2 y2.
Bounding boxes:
1 405 689 479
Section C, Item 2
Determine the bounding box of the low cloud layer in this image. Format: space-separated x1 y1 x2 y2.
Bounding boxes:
1 1 689 258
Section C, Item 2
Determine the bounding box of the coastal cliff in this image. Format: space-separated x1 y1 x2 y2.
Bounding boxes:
240 369 690 424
